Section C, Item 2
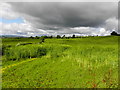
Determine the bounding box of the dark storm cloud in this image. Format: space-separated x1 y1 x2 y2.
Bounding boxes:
118 2 120 33
9 2 117 30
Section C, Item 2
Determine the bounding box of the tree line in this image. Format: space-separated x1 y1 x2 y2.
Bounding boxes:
29 34 76 39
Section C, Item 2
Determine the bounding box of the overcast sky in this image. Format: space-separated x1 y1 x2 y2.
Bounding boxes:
0 2 118 36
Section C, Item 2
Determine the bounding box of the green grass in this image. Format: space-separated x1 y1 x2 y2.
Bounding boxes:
2 36 118 88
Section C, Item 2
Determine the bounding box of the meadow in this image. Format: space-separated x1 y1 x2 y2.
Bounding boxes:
1 36 118 88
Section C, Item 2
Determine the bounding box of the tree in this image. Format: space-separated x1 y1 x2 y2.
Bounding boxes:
35 36 39 39
43 36 48 38
62 35 66 39
50 35 53 38
57 35 61 38
30 36 34 39
72 34 75 38
111 31 118 36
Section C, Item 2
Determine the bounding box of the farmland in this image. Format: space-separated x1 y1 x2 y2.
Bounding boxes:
1 36 118 88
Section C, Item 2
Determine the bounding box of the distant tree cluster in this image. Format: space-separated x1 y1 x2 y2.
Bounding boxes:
29 34 77 39
29 35 53 39
111 31 120 36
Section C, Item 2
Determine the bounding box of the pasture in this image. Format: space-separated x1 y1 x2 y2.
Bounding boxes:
1 36 118 88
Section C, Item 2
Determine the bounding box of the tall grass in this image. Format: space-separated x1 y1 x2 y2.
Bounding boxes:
4 45 47 61
2 36 118 88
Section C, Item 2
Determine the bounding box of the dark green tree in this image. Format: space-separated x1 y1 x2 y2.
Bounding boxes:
35 36 39 39
30 36 34 39
50 35 53 38
57 35 61 38
72 34 75 38
62 35 66 39
111 31 118 36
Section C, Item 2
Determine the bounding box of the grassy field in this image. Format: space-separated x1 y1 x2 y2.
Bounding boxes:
1 36 118 88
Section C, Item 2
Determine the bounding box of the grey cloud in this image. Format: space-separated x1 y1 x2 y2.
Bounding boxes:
10 2 117 30
118 2 120 33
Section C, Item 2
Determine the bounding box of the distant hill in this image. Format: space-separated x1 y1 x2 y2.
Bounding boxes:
1 35 24 37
